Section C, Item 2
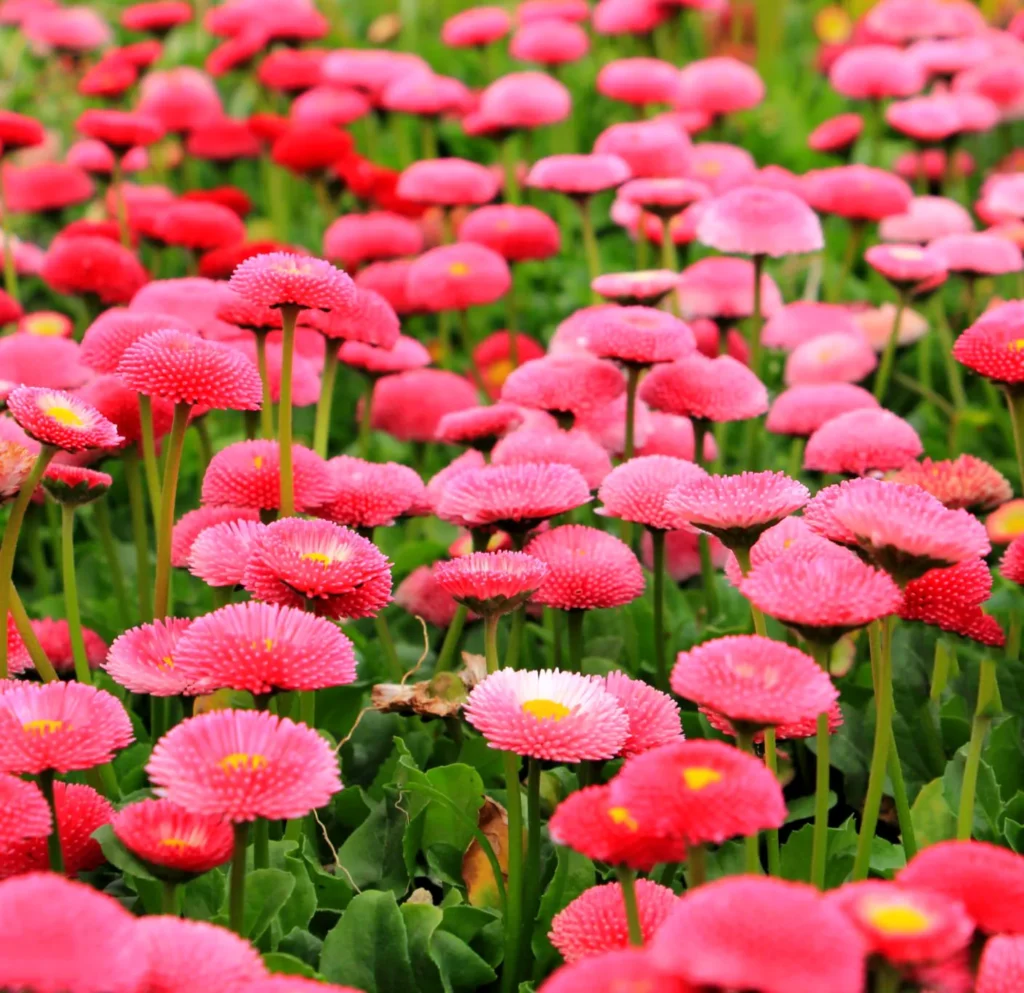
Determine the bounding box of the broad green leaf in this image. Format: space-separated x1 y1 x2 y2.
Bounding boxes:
278 847 317 935
263 953 317 978
785 792 837 824
278 927 324 969
780 818 857 888
943 751 1001 841
181 869 226 921
337 790 409 896
402 903 446 993
243 869 296 943
301 849 354 914
430 929 496 993
911 777 956 848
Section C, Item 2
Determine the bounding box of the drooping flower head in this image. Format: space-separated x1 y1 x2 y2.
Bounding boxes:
597 456 707 532
41 465 112 506
147 709 341 821
890 455 1011 513
465 669 629 761
7 387 122 452
228 252 354 312
201 440 331 513
803 408 923 475
434 551 548 616
639 354 768 423
103 617 195 697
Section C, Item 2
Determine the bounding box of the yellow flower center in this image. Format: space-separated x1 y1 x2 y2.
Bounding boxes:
301 551 333 566
522 698 571 721
23 719 65 734
26 316 65 336
159 837 193 849
44 404 83 427
608 806 639 832
697 160 722 177
484 358 514 389
1008 339 1024 353
682 766 722 790
890 247 923 262
219 752 267 773
160 655 175 669
449 262 471 277
251 638 275 651
253 455 265 469
866 903 932 936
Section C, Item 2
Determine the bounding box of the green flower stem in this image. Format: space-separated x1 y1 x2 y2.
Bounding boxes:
887 728 917 860
521 758 542 976
566 608 584 673
932 298 966 410
873 292 907 403
153 402 192 620
374 611 403 680
254 332 275 440
420 117 438 159
577 198 602 302
763 728 782 876
0 445 55 678
1004 388 1024 496
358 377 375 460
229 822 249 935
313 338 341 458
697 535 719 624
734 729 761 874
123 451 153 623
162 880 179 916
787 437 805 479
623 366 640 463
686 844 706 888
505 606 525 671
660 219 679 273
435 604 468 673
1007 615 1022 663
9 584 58 682
614 866 644 945
749 253 765 380
506 272 521 369
503 134 520 205
0 177 19 300
484 613 500 674
733 546 767 636
500 751 524 993
853 618 894 881
60 505 92 685
111 158 131 249
651 529 668 692
656 861 678 887
254 818 270 870
24 510 49 597
957 656 999 840
278 305 299 517
92 498 129 628
830 220 863 303
807 642 833 889
137 395 163 526
38 769 63 874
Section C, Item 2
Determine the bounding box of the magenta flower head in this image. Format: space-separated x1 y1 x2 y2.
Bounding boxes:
371 369 480 443
526 525 645 611
640 353 767 424
458 204 561 262
830 44 926 100
243 517 392 620
442 5 511 46
603 669 682 757
341 336 432 377
303 287 400 348
803 408 923 476
436 404 525 451
314 455 426 530
0 773 50 850
808 113 863 154
526 154 631 198
696 187 823 258
201 439 331 513
147 709 341 821
465 668 629 761
80 309 198 374
865 243 946 290
407 243 511 312
323 212 424 270
228 251 354 312
676 256 783 322
806 165 913 222
767 383 880 438
188 518 267 589
593 120 691 180
104 617 195 697
675 56 765 118
953 301 1024 385
597 455 707 532
434 551 548 616
762 302 862 352
479 71 571 130
577 306 695 368
783 332 878 387
396 158 499 207
7 387 122 452
491 427 613 490
502 354 625 425
591 270 680 307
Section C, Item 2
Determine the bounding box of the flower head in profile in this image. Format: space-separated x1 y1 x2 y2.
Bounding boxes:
41 465 112 506
977 935 1024 993
171 506 260 569
766 383 879 438
370 369 480 443
228 251 354 312
314 456 426 530
803 409 923 476
147 709 341 821
491 427 612 491
201 440 331 513
7 387 122 452
465 669 629 762
578 306 695 368
597 456 707 532
111 798 234 879
104 618 195 697
187 519 267 589
0 774 50 850
900 560 1004 647
952 301 1024 385
890 455 1011 513
696 187 823 258
0 442 35 504
502 355 625 424
639 354 768 423
602 670 681 757
434 551 548 617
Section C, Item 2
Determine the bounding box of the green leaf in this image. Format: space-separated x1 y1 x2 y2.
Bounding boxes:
275 844 317 936
780 818 857 888
337 789 409 896
785 792 837 825
244 869 296 943
911 777 956 848
402 903 446 993
92 824 157 881
430 929 496 993
320 890 416 993
263 953 317 978
278 927 324 969
301 848 354 914
943 751 1001 841
869 838 906 876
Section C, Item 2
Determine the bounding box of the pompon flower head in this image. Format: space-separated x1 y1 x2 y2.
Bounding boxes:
540 950 691 993
767 383 880 437
830 44 925 100
650 877 866 993
491 427 612 490
899 840 1024 936
242 517 392 620
111 798 233 879
501 355 625 423
437 463 591 533
465 669 629 761
591 270 680 307
783 331 878 387
696 187 823 258
549 784 686 870
611 739 786 843
952 302 1024 385
188 518 265 588
900 560 1004 647
0 334 87 391
592 120 690 180
576 306 695 367
803 408 923 476
879 196 975 244
676 257 782 322
0 873 146 993
762 301 861 352
670 635 838 730
228 252 354 312
323 212 424 270
407 243 511 312
434 551 548 616
171 506 260 568
665 471 809 549
371 369 480 443
302 287 400 348
865 243 946 289
641 528 728 583
1003 537 1024 586
0 681 133 774
135 916 267 993
104 618 195 696
314 456 426 530
80 309 198 374
550 880 679 963
741 546 903 644
602 670 682 757
526 154 632 197
675 56 765 117
597 455 707 532
396 158 499 207
117 330 263 411
478 71 572 131
201 440 331 513
598 57 679 107
341 336 432 377
147 709 341 821
7 387 122 452
395 565 461 629
436 404 525 450
0 774 50 849
805 165 912 222
526 525 645 611
808 112 863 153
40 236 148 305
978 934 1024 993
930 234 1023 278
510 18 589 66
0 781 111 879
458 204 560 262
890 455 1011 513
826 477 991 582
639 354 768 423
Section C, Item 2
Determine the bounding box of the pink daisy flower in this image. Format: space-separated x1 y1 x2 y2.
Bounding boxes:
187 518 266 588
7 387 122 452
783 331 878 387
879 196 975 244
465 668 629 761
665 471 809 548
641 528 728 583
808 113 863 153
891 455 1011 513
394 565 462 629
436 404 525 450
593 120 691 180
930 233 1022 278
696 187 823 258
978 935 1024 993
767 383 880 437
111 798 234 877
550 879 679 963
591 270 680 307
806 165 912 222
639 353 768 422
541 950 690 993
577 306 695 367
675 56 765 118
900 560 1004 647
675 256 782 323
171 506 260 568
340 336 432 377
0 681 133 774
502 355 625 423
370 369 480 443
227 251 354 312
803 408 923 475
396 158 499 206
103 617 196 696
29 619 107 674
0 334 87 391
526 154 631 197
952 301 1024 384
434 551 548 616
172 601 356 695
147 709 341 821
491 427 613 490
0 774 50 849
597 455 706 532
762 301 861 352
602 670 682 757
1003 537 1024 586
242 517 392 620
314 456 426 530
722 517 832 586
303 286 400 348
526 525 645 611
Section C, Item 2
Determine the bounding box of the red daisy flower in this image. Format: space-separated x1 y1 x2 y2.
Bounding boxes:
0 111 45 151
303 286 400 348
540 950 689 993
803 408 923 476
188 518 266 589
602 670 681 757
41 465 112 506
900 559 1004 646
76 109 163 152
0 774 50 849
7 387 122 452
434 551 548 616
147 709 341 821
170 505 260 568
313 455 426 530
890 455 1011 513
111 798 233 877
271 124 352 176
228 252 354 313
0 681 133 774
5 164 94 216
639 353 768 422
458 204 560 262
952 301 1024 384
154 201 246 252
201 240 308 282
121 1 192 33
243 517 393 620
1002 536 1024 586
40 236 148 305
103 617 195 697
28 618 107 674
